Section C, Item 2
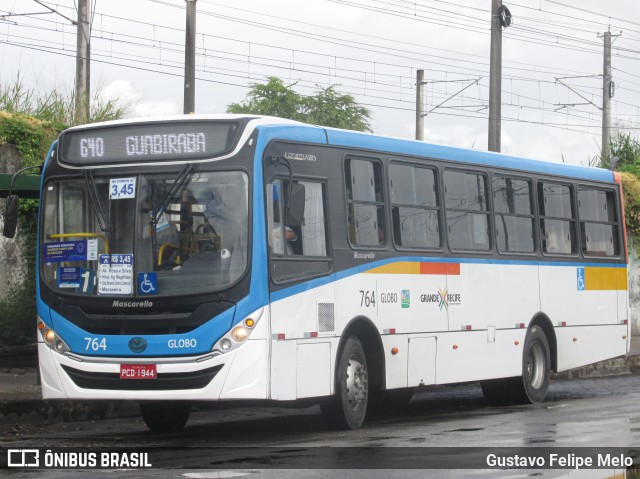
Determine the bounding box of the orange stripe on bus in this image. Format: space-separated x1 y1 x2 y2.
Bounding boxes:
365 261 460 275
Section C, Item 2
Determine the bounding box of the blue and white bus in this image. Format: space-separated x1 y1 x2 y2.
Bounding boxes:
11 115 629 431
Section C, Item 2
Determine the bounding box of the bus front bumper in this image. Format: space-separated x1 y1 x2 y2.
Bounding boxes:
38 339 269 401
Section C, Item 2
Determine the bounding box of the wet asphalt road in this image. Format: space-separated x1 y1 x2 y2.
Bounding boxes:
3 374 640 478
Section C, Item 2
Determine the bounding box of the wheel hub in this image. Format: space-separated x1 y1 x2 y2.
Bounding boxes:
346 355 368 411
527 342 545 390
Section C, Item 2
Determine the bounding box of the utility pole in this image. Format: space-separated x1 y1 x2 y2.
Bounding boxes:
599 29 618 162
184 0 197 114
416 69 425 141
75 0 90 124
488 0 503 152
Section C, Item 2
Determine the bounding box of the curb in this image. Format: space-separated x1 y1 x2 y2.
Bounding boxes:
552 353 640 380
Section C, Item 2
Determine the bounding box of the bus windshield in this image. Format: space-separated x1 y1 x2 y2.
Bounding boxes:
40 169 249 297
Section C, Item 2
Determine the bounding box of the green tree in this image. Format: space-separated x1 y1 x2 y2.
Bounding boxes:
0 74 129 346
303 85 372 132
0 75 129 133
227 77 303 120
603 131 640 174
227 77 372 132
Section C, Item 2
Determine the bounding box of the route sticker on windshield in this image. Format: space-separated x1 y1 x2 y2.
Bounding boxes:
87 239 98 260
58 267 81 288
98 254 133 295
109 177 136 200
154 212 169 232
43 240 88 262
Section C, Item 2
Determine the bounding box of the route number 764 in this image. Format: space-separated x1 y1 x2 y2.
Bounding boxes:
359 290 376 308
85 337 107 351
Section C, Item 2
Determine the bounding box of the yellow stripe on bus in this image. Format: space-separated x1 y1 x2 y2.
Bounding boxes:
365 262 421 275
584 267 628 291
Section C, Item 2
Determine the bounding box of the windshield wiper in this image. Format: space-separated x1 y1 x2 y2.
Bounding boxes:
84 169 111 232
150 163 195 226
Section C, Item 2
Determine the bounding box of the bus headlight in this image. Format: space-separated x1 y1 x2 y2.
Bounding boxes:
212 308 263 355
232 326 248 342
39 319 70 354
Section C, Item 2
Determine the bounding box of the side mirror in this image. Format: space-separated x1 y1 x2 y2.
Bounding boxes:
2 194 19 238
285 183 305 228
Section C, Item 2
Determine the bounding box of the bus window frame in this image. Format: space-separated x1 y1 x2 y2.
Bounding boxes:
387 159 443 253
537 179 579 258
577 184 622 259
343 155 388 251
443 166 494 255
490 173 538 257
266 173 333 285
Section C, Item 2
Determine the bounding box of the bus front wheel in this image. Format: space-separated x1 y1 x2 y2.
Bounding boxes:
139 401 191 432
481 326 550 405
321 335 369 429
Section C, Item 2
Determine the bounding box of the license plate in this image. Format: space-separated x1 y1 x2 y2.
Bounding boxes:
120 364 157 380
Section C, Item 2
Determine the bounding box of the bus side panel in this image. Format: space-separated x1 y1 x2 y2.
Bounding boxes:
446 262 540 331
555 324 628 372
435 329 524 384
539 264 620 327
269 282 336 400
617 265 630 354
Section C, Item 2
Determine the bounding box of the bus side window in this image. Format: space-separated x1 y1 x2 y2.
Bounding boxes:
268 180 328 257
345 158 385 247
538 182 577 255
578 187 619 257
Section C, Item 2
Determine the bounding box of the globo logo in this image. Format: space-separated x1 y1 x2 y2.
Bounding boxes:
168 339 197 349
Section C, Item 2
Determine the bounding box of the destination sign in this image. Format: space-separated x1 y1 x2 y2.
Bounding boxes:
59 121 239 165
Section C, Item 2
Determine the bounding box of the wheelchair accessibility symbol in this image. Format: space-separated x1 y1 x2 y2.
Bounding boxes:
577 267 586 291
138 272 158 295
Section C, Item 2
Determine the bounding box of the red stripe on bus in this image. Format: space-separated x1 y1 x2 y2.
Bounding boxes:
420 262 460 275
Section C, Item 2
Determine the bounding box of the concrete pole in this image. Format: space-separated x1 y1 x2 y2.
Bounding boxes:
74 0 90 124
416 69 425 141
184 0 197 114
488 0 502 152
602 30 612 162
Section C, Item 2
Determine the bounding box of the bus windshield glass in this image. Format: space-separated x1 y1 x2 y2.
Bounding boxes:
40 170 249 297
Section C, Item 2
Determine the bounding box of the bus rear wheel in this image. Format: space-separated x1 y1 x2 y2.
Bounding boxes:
321 335 369 429
481 326 550 405
139 401 191 432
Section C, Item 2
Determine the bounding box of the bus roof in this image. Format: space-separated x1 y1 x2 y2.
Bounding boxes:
257 122 614 184
61 115 613 183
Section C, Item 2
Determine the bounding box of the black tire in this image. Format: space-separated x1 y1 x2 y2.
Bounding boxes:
519 325 551 403
481 326 550 405
139 401 191 432
321 335 368 430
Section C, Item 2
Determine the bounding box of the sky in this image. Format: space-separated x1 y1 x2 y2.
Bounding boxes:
0 0 639 166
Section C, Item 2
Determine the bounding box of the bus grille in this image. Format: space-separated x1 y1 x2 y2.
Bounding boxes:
61 364 223 391
317 302 335 332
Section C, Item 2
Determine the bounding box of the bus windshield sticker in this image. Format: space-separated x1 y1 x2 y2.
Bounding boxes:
43 240 88 262
58 267 81 288
98 254 133 296
76 268 97 295
154 212 169 232
87 239 98 261
138 272 158 295
109 177 137 200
